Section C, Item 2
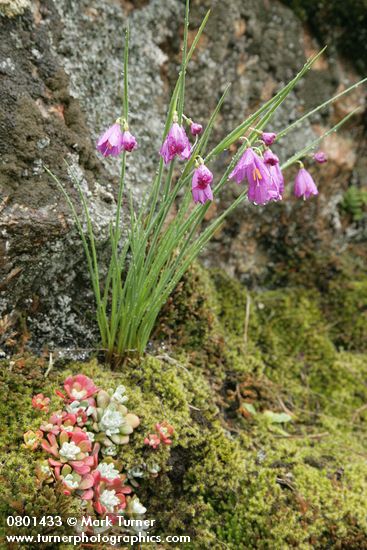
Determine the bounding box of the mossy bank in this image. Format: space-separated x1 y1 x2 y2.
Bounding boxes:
1 265 367 549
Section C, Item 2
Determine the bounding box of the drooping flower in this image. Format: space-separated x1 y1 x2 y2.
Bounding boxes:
229 147 254 184
248 177 280 206
64 375 99 402
190 122 203 136
155 422 174 446
261 132 277 146
263 149 284 198
294 168 318 200
263 149 278 167
97 123 124 157
313 151 327 164
32 393 50 412
192 163 214 204
230 148 279 205
121 130 137 152
160 122 191 164
144 433 161 449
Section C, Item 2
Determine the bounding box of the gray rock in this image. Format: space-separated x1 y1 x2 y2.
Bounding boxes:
0 0 365 353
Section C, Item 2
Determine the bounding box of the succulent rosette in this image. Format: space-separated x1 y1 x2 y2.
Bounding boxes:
144 433 161 449
93 473 132 515
41 428 95 475
26 375 149 519
126 495 147 516
91 389 140 455
32 393 50 412
35 459 54 486
155 422 174 445
58 464 95 498
23 429 43 450
64 375 99 402
145 421 174 449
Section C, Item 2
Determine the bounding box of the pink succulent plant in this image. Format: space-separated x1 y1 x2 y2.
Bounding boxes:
27 374 144 517
64 375 99 401
32 393 50 412
144 433 161 449
93 473 132 515
145 421 175 449
35 459 54 486
42 429 94 476
155 422 174 446
57 464 95 498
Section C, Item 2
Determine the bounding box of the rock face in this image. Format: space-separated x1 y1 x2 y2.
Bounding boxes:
0 0 366 352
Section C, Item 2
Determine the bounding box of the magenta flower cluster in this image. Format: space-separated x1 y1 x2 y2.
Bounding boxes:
97 120 137 156
228 134 324 204
25 375 147 519
97 116 326 205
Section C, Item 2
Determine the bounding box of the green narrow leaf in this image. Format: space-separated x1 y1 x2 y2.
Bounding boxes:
123 25 129 121
281 108 360 170
208 47 327 158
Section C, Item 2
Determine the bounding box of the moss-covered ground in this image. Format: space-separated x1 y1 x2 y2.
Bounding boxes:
1 264 367 548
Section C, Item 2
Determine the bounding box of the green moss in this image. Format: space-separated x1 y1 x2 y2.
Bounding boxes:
255 289 336 364
1 265 367 548
214 431 367 548
323 278 367 352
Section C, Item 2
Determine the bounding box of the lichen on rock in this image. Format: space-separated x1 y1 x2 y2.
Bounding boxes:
0 0 30 18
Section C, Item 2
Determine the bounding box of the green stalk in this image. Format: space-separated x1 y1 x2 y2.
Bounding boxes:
45 165 109 347
140 8 211 228
281 108 360 170
123 26 129 121
277 78 367 141
177 0 190 122
207 47 327 159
